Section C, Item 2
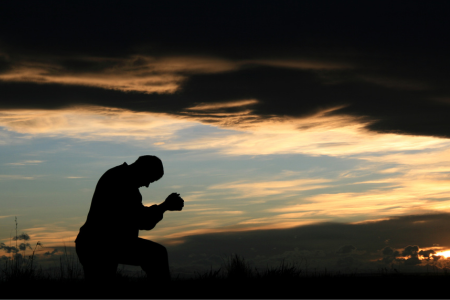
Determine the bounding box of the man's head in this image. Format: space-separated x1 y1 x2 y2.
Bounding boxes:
130 155 164 188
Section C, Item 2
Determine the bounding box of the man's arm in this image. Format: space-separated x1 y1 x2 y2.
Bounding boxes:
138 204 165 230
138 193 184 230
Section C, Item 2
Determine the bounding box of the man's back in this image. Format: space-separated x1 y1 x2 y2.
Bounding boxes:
76 162 143 242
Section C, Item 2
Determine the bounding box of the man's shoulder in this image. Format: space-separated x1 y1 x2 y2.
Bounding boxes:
99 163 130 183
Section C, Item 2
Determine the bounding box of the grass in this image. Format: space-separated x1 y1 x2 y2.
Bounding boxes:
2 249 450 299
2 221 450 298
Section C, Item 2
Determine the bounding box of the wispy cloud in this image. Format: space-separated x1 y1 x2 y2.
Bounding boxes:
209 178 333 199
0 215 16 219
247 59 353 70
0 175 34 180
162 109 450 157
267 171 450 219
0 55 352 95
5 160 43 166
186 99 258 111
0 56 238 94
0 106 198 141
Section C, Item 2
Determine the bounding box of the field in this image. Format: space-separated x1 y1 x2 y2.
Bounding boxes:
1 250 449 299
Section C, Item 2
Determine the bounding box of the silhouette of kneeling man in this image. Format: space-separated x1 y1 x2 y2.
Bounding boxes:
75 155 184 284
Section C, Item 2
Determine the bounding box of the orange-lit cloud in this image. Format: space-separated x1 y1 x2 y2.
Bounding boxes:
17 226 79 248
0 55 352 94
0 56 238 93
165 108 450 157
0 106 197 141
7 104 446 161
267 171 450 219
186 99 258 111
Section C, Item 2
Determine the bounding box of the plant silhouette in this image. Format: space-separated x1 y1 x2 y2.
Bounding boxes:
75 155 184 285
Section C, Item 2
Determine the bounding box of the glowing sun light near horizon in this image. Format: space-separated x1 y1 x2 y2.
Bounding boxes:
435 250 450 258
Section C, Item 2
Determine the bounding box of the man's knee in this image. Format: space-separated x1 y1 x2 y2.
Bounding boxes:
139 239 168 257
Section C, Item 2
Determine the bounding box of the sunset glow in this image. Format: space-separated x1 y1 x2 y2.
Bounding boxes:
1 2 450 281
435 250 450 258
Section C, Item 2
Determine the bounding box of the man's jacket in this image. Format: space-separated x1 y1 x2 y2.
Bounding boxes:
75 162 164 244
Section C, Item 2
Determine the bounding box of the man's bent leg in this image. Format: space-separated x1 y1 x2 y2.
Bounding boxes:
76 241 119 283
117 238 170 282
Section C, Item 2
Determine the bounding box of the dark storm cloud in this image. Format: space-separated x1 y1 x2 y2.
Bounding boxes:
1 1 448 56
419 249 436 258
400 245 421 265
164 213 450 274
0 54 12 74
336 245 356 254
380 246 399 264
382 247 395 256
1 1 450 138
402 245 420 257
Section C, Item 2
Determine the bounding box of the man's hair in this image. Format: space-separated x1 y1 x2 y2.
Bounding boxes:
134 155 164 180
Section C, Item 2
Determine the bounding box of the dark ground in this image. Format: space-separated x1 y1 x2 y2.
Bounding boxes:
1 274 448 299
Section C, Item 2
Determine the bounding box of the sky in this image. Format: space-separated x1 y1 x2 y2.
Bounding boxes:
1 1 450 276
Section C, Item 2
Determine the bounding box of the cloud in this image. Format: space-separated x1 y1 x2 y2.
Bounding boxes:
161 213 450 276
404 256 422 266
266 164 450 219
247 59 352 71
18 243 32 251
381 247 396 256
0 106 197 141
0 175 34 180
0 2 449 141
432 255 442 262
2 107 450 239
402 245 419 257
43 249 58 256
16 226 79 248
1 54 450 141
208 177 333 199
380 246 400 264
0 215 15 219
3 103 447 163
0 243 18 254
12 213 450 277
13 233 30 241
186 99 258 111
157 109 450 157
336 245 356 254
419 249 436 258
6 160 43 166
0 55 238 94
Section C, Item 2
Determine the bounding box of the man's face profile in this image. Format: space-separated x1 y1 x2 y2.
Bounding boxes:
135 169 162 188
